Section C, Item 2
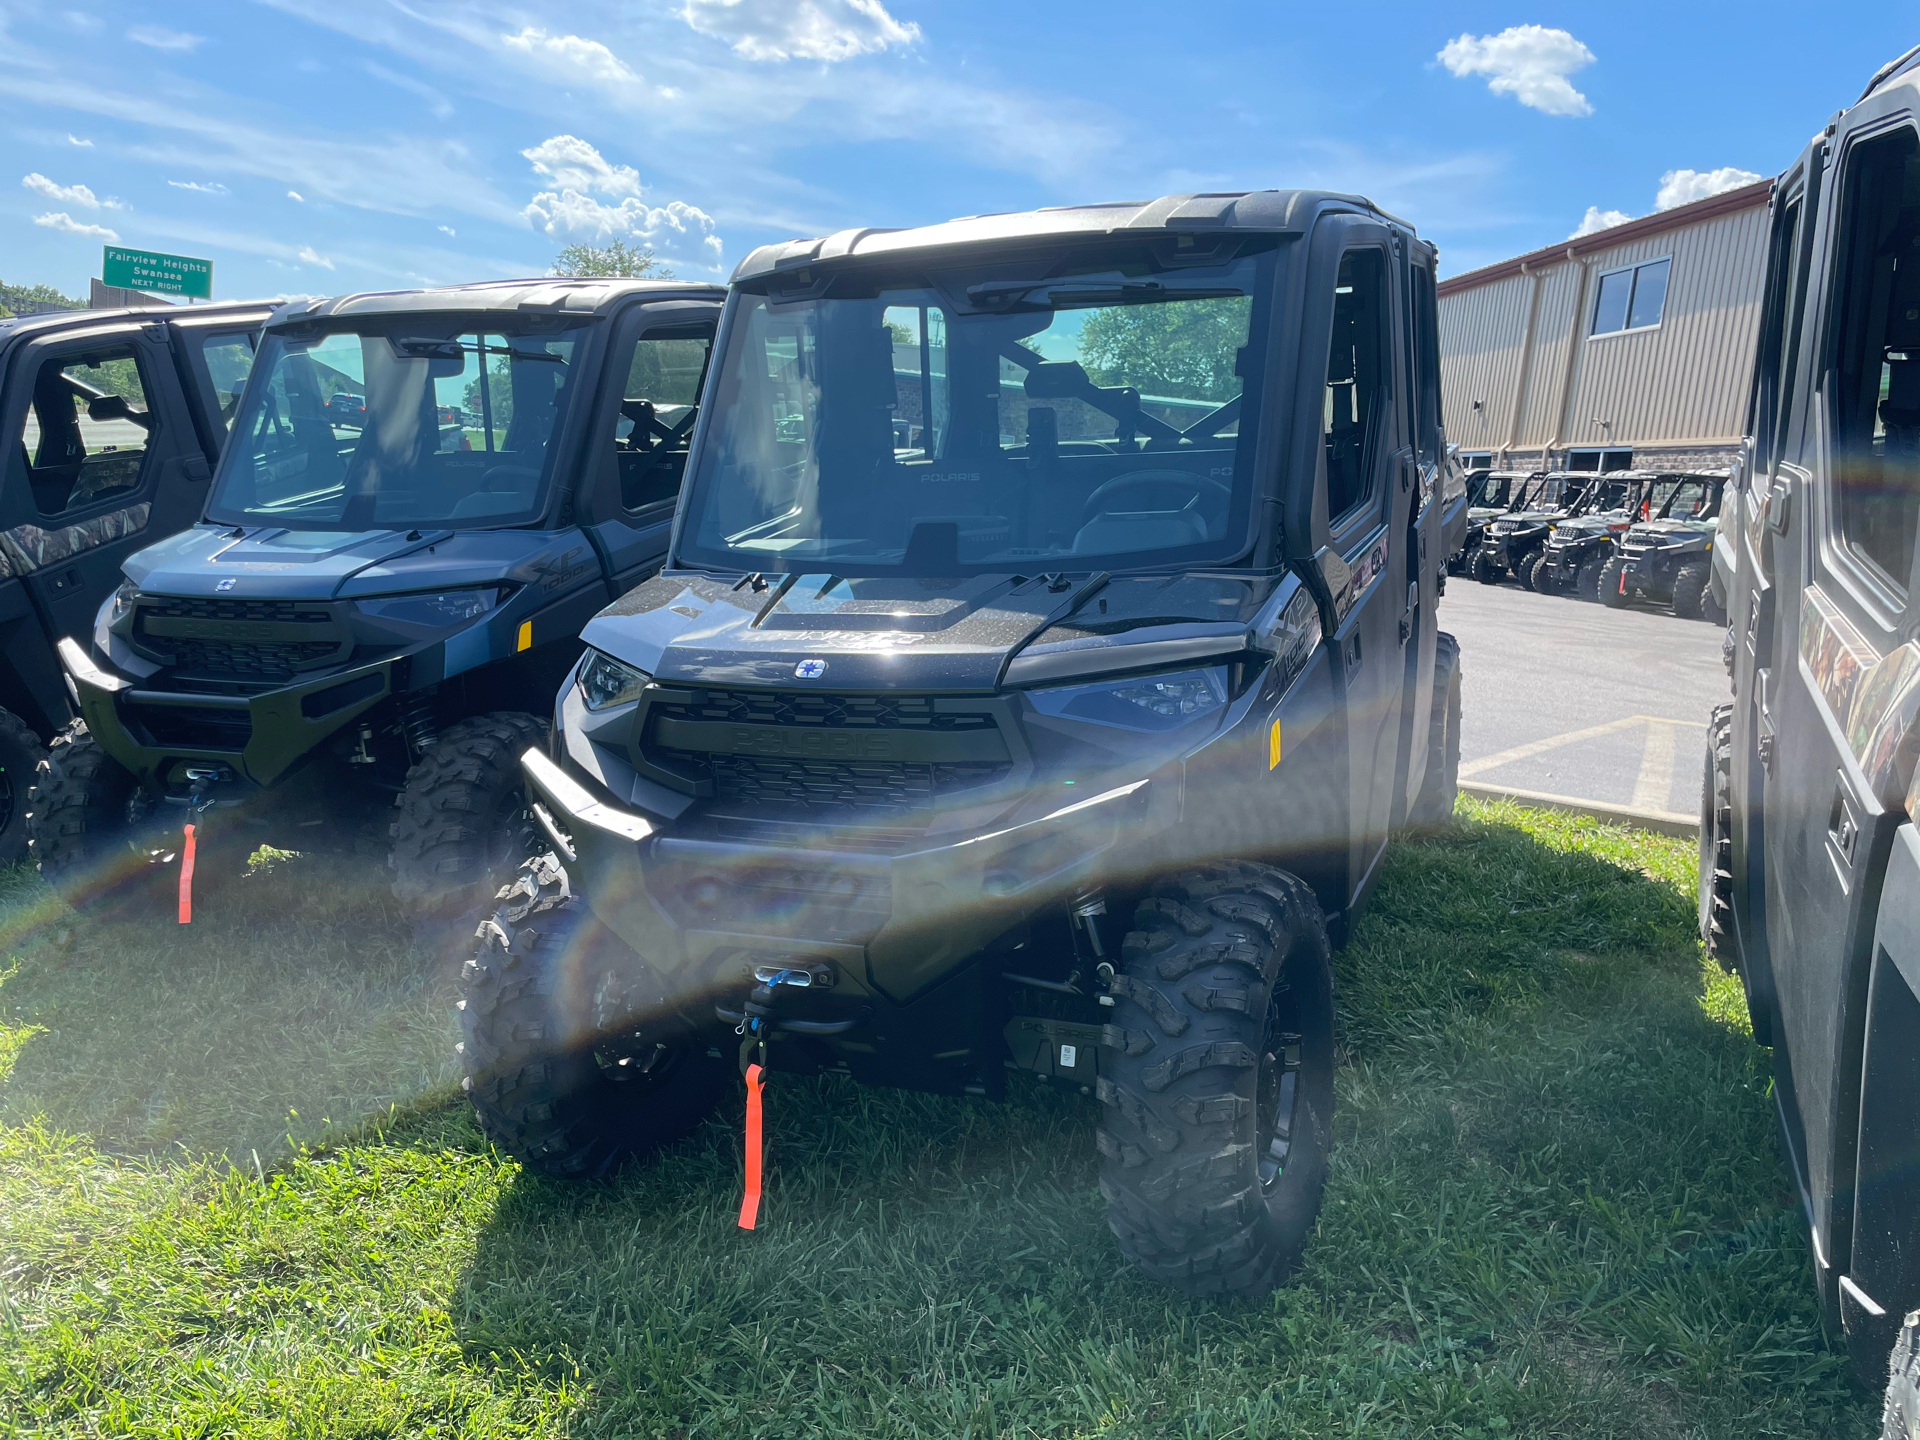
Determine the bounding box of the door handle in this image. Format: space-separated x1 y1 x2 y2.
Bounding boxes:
1829 780 1860 865
1344 632 1363 670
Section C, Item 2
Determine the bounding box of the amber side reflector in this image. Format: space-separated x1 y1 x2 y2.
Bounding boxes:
517 620 533 652
1268 719 1282 769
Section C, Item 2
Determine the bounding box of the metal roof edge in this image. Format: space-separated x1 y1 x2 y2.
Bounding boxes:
1436 179 1773 300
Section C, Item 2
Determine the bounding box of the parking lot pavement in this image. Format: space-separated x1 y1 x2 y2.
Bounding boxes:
1438 577 1730 820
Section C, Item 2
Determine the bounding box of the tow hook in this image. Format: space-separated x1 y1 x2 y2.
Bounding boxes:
716 961 864 1072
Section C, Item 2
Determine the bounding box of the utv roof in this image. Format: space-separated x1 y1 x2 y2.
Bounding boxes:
270 277 726 329
733 189 1418 284
0 297 273 346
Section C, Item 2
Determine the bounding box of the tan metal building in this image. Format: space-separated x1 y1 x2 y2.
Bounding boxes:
1437 179 1769 473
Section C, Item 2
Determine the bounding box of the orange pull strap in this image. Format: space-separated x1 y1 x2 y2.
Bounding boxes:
738 1062 763 1229
177 823 197 924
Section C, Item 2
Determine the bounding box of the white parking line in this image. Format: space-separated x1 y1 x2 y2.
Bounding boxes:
1459 713 1707 783
1630 720 1680 812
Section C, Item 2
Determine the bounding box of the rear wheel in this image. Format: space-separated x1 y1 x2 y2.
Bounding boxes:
27 721 170 908
1098 861 1335 1297
1575 555 1608 603
0 708 46 868
458 854 732 1177
1672 559 1711 620
390 711 547 928
1473 549 1504 585
1699 704 1735 974
1409 632 1461 832
1599 556 1632 608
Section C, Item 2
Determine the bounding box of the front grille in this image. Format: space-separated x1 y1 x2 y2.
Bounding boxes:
129 704 252 750
159 637 342 682
652 687 996 733
647 686 1008 821
671 752 1011 819
133 595 344 685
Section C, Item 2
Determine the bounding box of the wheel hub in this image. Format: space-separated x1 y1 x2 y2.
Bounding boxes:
1257 979 1304 1190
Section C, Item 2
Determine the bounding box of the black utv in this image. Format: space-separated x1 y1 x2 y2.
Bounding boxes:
1447 468 1528 576
458 189 1467 1298
0 298 270 864
34 278 721 927
1706 45 1920 1424
1597 472 1725 620
1534 470 1654 600
1474 472 1601 588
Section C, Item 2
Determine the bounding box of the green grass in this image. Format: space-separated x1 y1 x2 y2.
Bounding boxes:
0 799 1879 1437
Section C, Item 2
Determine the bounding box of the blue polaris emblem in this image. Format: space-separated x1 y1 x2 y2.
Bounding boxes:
794 658 827 679
216 578 237 592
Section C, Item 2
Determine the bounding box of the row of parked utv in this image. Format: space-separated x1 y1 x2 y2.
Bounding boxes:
1449 467 1727 622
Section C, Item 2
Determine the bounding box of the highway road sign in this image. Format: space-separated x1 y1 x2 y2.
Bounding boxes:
101 246 212 300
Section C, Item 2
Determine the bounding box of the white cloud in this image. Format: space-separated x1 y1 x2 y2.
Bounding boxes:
33 211 119 241
522 134 640 196
1438 25 1595 117
128 25 204 52
524 189 722 264
1655 166 1765 211
1570 206 1632 238
168 179 229 195
288 190 304 202
438 224 456 236
64 11 102 32
297 245 335 270
23 172 101 207
501 28 638 87
681 0 919 63
67 134 92 147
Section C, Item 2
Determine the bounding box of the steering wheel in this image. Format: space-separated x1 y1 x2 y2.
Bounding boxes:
1081 470 1232 529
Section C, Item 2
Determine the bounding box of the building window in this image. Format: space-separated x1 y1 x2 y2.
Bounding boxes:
1459 451 1493 471
1590 257 1672 336
1566 447 1634 472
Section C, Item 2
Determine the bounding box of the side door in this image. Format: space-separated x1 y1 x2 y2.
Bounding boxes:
172 317 265 457
1730 153 1820 1029
1306 218 1412 914
578 302 717 594
1400 243 1444 814
1761 108 1920 1323
0 318 204 651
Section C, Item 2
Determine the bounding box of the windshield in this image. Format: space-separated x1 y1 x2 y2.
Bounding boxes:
207 320 588 530
677 246 1276 574
1652 477 1722 520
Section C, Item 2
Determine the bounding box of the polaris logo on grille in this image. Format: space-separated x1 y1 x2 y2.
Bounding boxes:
217 578 237 592
794 658 827 678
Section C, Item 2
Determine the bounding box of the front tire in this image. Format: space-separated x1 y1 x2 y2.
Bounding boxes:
0 708 46 867
27 721 168 905
1473 549 1504 585
1575 555 1608 603
1672 559 1711 621
1409 632 1461 832
1098 862 1336 1298
1599 555 1632 608
390 711 547 924
1699 704 1736 974
458 854 732 1177
1885 1310 1920 1440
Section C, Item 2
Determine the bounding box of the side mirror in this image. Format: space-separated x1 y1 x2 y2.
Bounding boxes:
87 393 131 422
1023 361 1091 400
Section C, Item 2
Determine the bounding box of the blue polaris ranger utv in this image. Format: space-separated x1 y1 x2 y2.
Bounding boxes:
457 192 1469 1296
33 278 722 923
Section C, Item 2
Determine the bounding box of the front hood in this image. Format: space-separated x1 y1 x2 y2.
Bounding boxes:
1549 516 1619 540
584 570 1276 692
1626 519 1714 547
123 523 585 600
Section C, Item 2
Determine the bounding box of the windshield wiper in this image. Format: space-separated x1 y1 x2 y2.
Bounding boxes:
392 338 567 364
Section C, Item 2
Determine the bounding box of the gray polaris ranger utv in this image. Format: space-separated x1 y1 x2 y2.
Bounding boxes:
461 191 1466 1296
1706 44 1920 1427
0 299 269 864
35 279 720 924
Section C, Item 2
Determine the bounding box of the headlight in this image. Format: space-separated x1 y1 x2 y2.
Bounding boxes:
579 649 650 711
1027 666 1228 733
354 587 505 626
103 579 137 627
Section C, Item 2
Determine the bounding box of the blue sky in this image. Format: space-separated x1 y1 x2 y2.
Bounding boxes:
0 2 1912 300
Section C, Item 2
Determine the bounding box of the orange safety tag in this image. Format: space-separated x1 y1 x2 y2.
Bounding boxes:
177 823 197 924
738 1062 764 1229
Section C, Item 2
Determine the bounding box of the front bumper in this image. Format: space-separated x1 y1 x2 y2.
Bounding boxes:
61 636 398 790
520 744 1169 1008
